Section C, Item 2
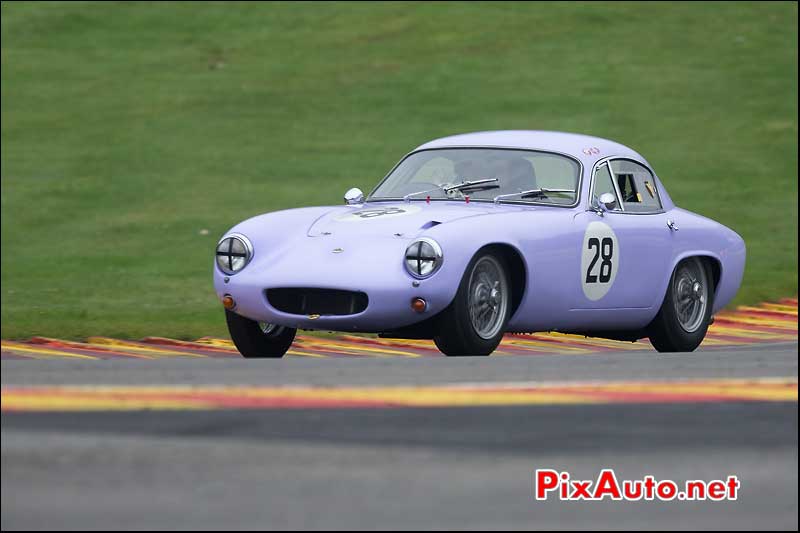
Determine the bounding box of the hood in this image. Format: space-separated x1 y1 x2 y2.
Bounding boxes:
306 202 511 239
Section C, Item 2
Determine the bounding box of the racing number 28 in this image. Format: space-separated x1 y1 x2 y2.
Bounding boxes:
586 237 613 283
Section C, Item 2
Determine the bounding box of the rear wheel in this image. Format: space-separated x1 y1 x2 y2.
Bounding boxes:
225 309 296 358
434 251 511 356
647 257 714 352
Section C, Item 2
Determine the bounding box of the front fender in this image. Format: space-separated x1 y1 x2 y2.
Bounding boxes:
422 213 531 320
213 206 535 331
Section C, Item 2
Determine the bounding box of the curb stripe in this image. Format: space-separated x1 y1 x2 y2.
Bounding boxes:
2 299 796 360
2 378 795 412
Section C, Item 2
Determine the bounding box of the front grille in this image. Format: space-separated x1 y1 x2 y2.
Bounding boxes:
266 288 368 316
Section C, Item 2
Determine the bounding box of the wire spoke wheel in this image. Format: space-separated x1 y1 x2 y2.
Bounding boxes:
467 256 508 340
671 258 709 333
433 250 511 356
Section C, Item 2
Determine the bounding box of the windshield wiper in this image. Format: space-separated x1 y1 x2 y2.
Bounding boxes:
493 188 575 204
402 178 500 202
443 178 499 193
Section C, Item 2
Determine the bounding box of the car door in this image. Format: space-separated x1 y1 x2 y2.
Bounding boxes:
572 158 673 310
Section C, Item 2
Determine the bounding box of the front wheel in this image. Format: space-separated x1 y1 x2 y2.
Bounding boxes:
434 251 511 356
647 257 714 352
225 309 296 358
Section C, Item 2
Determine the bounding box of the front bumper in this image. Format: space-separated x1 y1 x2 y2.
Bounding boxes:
212 237 460 332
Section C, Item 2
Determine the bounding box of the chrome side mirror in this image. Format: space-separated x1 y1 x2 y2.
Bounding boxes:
598 192 618 212
344 187 364 205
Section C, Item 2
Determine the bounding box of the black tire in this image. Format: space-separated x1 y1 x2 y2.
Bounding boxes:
647 257 714 352
433 250 511 356
225 309 296 358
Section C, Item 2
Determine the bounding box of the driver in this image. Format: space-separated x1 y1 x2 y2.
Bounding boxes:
501 157 537 191
453 158 484 181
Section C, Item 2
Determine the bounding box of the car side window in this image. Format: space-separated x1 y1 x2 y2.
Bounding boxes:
609 159 662 213
592 162 621 211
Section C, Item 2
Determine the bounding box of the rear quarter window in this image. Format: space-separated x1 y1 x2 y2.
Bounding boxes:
609 159 662 213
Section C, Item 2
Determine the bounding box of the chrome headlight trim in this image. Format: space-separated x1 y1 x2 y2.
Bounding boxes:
216 233 253 275
404 238 443 279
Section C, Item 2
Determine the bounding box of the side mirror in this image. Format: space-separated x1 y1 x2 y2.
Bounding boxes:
344 187 364 205
598 192 618 212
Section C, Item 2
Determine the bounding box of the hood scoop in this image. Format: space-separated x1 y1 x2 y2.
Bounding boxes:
420 220 441 230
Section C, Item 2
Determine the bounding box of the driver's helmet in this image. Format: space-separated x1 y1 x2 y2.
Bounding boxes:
501 157 537 191
454 158 488 181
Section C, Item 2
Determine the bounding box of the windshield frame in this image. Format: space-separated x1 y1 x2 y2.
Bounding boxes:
367 146 584 208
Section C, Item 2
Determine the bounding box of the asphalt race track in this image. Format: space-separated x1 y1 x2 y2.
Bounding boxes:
1 343 796 530
1 301 797 530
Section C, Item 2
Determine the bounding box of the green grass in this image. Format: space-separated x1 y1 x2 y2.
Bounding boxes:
1 1 797 340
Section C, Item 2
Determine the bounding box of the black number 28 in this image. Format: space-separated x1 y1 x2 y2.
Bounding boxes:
586 237 614 283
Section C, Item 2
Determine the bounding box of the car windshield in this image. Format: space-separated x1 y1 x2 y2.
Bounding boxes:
369 148 580 205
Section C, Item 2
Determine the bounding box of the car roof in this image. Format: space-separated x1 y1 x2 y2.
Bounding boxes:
414 130 647 164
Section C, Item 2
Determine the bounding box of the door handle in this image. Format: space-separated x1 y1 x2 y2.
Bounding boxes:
666 219 679 232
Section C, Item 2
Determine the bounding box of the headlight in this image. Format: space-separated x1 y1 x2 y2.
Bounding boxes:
404 238 443 278
216 233 253 275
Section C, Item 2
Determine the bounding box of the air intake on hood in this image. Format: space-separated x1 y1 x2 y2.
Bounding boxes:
266 288 368 316
420 220 441 230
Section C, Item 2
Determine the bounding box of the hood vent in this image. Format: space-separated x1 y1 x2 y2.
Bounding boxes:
420 220 441 230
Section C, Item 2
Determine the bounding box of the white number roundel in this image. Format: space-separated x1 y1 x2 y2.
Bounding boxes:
581 221 619 301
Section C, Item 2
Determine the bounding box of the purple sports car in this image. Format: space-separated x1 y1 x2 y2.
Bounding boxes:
213 131 745 357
